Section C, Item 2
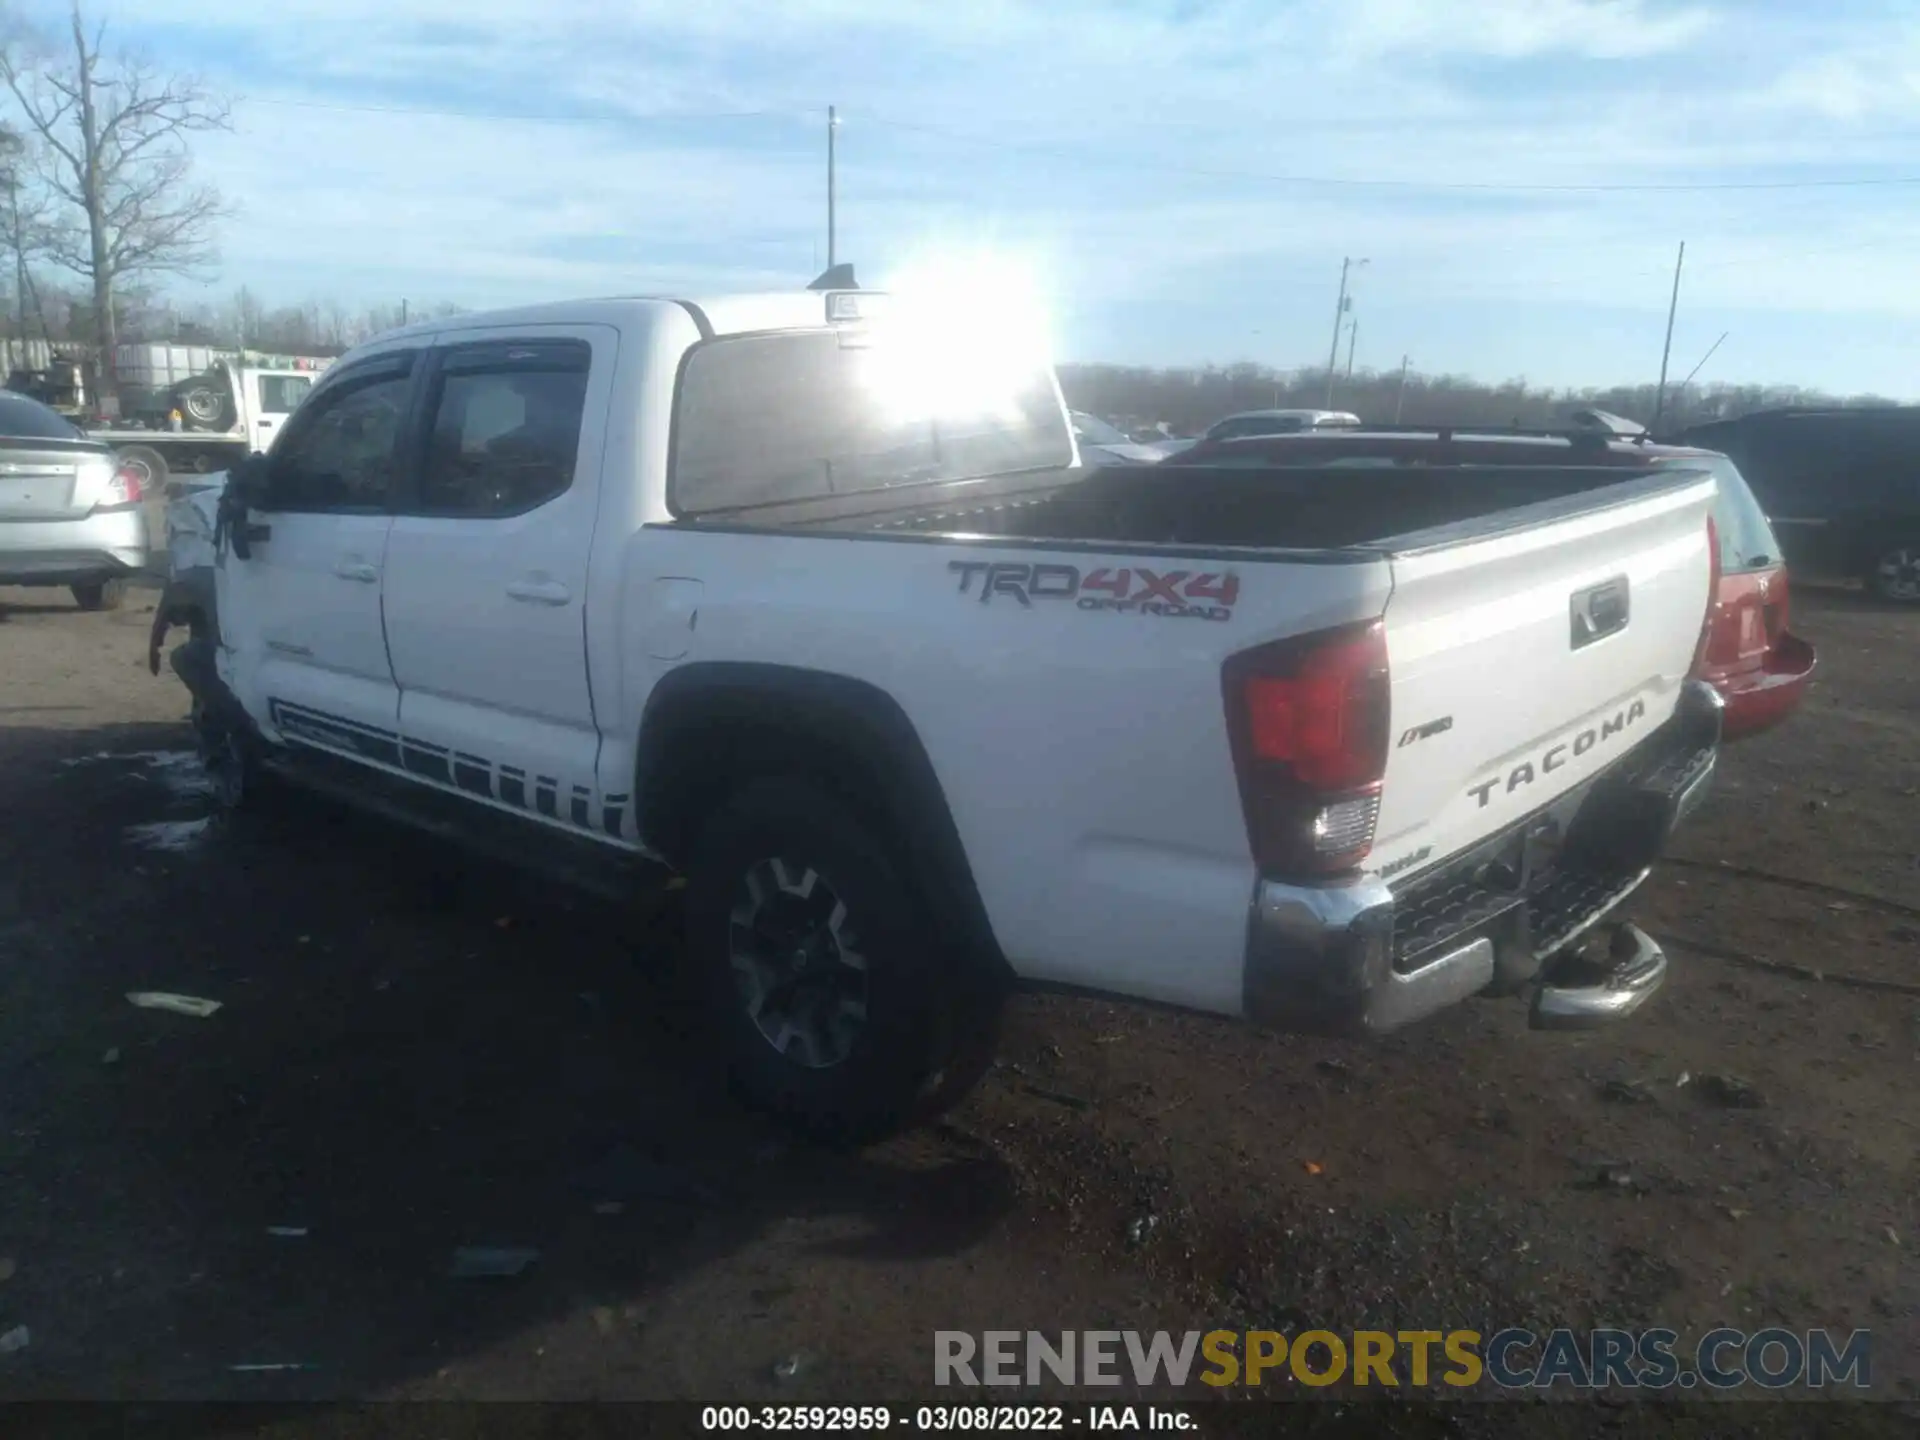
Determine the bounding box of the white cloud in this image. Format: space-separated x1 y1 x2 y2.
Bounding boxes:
1328 0 1719 60
25 0 1920 392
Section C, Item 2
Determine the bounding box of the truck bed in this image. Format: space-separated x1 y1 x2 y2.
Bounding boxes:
678 460 1704 557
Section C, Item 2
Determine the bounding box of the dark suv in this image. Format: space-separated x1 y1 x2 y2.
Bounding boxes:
1670 407 1920 604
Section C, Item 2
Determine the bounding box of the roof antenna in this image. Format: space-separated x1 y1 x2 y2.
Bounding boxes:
808 263 857 291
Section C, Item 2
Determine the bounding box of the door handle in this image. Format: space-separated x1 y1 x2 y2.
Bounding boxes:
506 578 572 606
333 560 379 583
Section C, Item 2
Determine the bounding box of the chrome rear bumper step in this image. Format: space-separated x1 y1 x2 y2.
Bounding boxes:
1529 922 1668 1030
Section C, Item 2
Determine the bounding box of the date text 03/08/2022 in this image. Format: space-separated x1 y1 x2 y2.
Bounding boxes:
700 1405 1193 1432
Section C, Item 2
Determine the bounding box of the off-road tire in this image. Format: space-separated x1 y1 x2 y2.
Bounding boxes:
1866 542 1920 605
685 776 1005 1145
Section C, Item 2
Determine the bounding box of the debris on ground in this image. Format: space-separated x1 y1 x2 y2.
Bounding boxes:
101 1047 120 1065
0 1326 27 1354
449 1247 540 1278
1125 1214 1159 1247
1599 1078 1658 1105
1302 1160 1325 1176
592 1201 625 1216
125 991 222 1018
1888 1228 1902 1248
266 1226 308 1238
1582 1163 1645 1194
1315 1058 1352 1079
773 1352 811 1382
1691 1072 1766 1109
1718 1204 1750 1221
229 1362 319 1373
123 817 215 853
1021 1083 1092 1112
0 1258 14 1283
591 1306 617 1336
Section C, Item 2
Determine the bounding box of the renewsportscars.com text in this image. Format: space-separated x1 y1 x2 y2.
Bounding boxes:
934 1328 1872 1391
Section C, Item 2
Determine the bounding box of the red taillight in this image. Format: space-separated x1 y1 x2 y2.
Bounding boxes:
1224 621 1390 876
108 464 144 506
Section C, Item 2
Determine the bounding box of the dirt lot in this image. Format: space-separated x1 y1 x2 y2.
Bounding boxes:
0 573 1916 1419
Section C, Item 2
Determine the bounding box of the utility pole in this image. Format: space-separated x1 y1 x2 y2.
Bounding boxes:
827 105 839 269
1652 241 1685 426
1394 355 1411 422
400 298 409 327
1344 317 1359 383
1325 257 1367 406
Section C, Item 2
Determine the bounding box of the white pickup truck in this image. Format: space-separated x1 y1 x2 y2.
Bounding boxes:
152 282 1724 1141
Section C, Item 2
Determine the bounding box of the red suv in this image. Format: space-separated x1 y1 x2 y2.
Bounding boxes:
1175 415 1816 742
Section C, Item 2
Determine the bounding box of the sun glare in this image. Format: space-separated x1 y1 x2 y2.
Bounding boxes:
859 247 1056 426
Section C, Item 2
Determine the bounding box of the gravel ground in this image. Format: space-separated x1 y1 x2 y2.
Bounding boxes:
0 574 1915 1426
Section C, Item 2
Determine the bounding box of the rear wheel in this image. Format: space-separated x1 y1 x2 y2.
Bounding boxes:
685 777 1004 1144
70 578 127 611
1867 543 1920 604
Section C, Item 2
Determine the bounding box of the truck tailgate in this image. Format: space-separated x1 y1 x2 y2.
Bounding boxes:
1369 469 1717 879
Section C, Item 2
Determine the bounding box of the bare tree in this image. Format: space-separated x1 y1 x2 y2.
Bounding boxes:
1 1 230 405
0 122 52 339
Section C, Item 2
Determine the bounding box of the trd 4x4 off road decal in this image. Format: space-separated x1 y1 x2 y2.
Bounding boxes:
948 560 1239 621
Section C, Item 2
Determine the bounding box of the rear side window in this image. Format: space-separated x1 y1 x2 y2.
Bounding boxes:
416 341 590 517
256 374 313 415
0 391 85 441
672 331 1072 514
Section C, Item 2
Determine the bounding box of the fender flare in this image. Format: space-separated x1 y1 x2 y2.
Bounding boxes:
633 662 1007 976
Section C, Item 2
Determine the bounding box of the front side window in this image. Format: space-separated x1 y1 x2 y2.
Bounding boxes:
672 330 1072 515
270 367 411 511
416 342 590 516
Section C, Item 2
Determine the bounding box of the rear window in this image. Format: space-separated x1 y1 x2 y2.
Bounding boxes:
0 391 86 442
670 331 1072 515
1666 455 1780 573
257 374 314 415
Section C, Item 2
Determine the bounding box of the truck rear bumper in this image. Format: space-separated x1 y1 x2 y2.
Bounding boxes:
1243 679 1721 1036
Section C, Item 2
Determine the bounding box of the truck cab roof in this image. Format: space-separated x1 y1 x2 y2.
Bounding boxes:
369 292 865 348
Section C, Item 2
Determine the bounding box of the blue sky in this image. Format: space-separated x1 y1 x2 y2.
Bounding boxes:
17 0 1920 393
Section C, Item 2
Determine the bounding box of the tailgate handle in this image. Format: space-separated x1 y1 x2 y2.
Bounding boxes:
1570 576 1630 650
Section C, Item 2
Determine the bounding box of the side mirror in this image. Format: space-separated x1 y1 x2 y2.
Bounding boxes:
228 452 274 509
217 454 274 561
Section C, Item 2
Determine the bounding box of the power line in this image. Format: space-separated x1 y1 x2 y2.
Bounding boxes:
857 111 1920 195
241 95 800 125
